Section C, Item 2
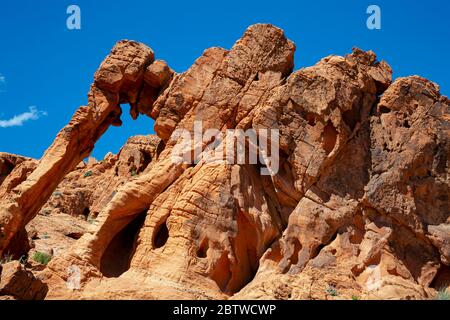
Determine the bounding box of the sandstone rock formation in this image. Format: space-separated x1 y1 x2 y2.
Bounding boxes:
0 24 449 300
0 261 48 300
0 153 32 186
25 135 161 261
0 40 169 256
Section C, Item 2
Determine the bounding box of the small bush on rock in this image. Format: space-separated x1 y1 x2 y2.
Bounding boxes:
32 251 52 265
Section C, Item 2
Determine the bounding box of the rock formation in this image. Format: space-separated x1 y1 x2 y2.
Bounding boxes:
0 261 48 300
0 24 449 300
23 135 161 261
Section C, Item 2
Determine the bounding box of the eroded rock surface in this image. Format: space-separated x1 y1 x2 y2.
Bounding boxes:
0 24 449 300
24 135 161 260
0 261 48 300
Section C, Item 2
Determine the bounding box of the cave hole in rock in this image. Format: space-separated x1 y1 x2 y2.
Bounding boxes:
82 207 90 219
197 238 209 258
100 211 147 278
66 232 84 240
153 219 169 249
289 238 302 265
379 106 391 114
90 211 99 220
342 103 360 131
140 150 153 173
0 159 15 185
322 121 338 155
306 113 317 126
312 231 338 259
431 265 450 290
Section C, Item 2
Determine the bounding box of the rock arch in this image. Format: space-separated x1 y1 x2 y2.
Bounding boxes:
0 40 173 255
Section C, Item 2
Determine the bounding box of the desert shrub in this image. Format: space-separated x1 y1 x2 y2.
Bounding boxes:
326 285 339 297
32 251 52 265
84 170 93 178
434 289 450 300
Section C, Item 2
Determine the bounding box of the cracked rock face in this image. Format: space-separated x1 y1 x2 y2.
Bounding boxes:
0 24 449 300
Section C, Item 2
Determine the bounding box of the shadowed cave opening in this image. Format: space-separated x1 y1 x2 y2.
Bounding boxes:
0 159 15 185
289 238 301 265
322 121 338 155
196 238 209 258
431 265 450 291
342 103 361 131
100 211 147 278
379 105 391 114
153 219 169 249
82 207 90 219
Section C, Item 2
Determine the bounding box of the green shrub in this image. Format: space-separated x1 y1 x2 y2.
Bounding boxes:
434 289 450 300
131 170 138 176
326 285 339 297
83 170 93 178
351 295 360 300
32 251 52 265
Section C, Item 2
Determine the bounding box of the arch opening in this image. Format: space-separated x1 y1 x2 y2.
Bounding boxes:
90 104 156 161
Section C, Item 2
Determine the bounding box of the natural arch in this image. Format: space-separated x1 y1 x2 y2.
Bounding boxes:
0 40 173 255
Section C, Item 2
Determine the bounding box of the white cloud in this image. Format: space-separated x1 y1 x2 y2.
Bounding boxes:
0 106 47 128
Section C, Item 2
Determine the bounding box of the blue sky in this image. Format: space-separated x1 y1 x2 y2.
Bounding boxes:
0 0 449 159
